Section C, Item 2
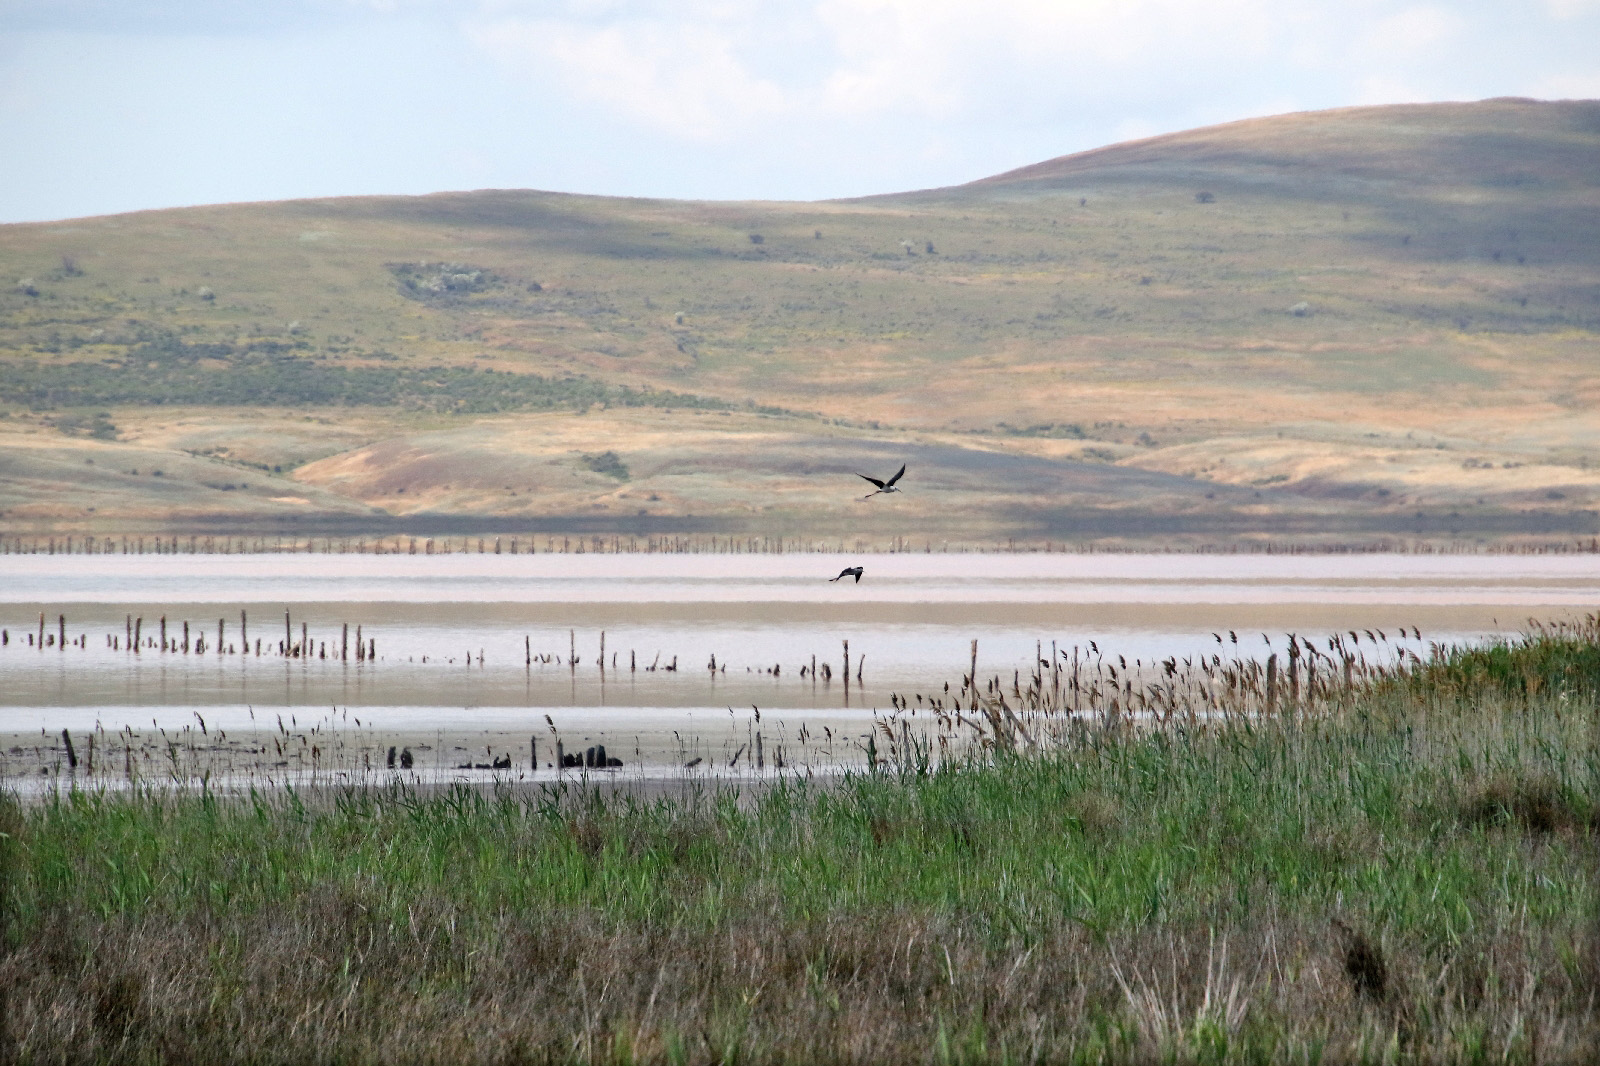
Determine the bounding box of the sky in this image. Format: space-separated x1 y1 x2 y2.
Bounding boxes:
2 0 1599 222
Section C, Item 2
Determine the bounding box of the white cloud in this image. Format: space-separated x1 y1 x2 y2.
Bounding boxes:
1361 6 1462 58
467 0 1316 141
468 15 789 139
1528 71 1600 98
1544 0 1600 17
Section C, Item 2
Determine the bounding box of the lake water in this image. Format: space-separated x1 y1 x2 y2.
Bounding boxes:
2 552 1595 780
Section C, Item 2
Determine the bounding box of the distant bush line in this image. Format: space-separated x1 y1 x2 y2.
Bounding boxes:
0 338 746 415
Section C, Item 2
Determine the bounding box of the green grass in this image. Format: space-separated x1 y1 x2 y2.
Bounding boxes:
2 632 1596 1062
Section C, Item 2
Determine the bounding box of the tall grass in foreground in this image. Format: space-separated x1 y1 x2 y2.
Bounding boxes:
1 633 1596 1063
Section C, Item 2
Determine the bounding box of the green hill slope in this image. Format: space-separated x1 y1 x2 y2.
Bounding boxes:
2 98 1597 543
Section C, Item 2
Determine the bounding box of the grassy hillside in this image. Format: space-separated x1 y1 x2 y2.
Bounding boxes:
2 98 1598 542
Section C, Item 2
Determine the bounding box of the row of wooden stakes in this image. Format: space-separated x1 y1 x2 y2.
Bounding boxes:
1 611 375 662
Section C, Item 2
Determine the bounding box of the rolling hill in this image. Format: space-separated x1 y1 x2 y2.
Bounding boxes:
2 97 1598 545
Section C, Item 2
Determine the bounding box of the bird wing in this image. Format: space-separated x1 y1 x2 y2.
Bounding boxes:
884 464 906 488
853 570 862 583
857 473 886 489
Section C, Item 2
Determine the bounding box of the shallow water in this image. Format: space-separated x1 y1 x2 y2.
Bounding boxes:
2 552 1594 746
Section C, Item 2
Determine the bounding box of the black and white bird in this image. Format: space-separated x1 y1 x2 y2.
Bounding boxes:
857 463 906 499
830 566 864 583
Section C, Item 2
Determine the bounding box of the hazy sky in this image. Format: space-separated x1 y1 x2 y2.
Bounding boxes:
3 0 1598 222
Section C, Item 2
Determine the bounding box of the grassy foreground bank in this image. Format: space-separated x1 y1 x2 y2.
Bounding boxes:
2 638 1597 1063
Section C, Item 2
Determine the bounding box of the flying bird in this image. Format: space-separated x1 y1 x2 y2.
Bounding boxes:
830 566 864 583
857 463 906 499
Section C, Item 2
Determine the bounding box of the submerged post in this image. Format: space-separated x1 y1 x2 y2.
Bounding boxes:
842 639 850 701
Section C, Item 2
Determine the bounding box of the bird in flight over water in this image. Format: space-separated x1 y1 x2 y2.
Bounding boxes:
857 464 906 499
830 566 865 583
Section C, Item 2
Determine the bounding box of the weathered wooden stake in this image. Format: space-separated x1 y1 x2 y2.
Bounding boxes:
1266 653 1279 715
62 729 77 769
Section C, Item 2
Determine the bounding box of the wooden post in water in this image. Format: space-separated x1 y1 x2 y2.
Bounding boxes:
218 618 225 655
341 623 349 661
570 630 576 672
301 623 308 658
970 639 979 711
38 613 44 649
58 614 65 650
134 617 142 653
530 736 536 769
182 620 190 653
160 616 168 652
842 640 850 702
62 729 77 770
599 631 606 675
241 610 247 650
285 611 292 655
525 635 531 666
